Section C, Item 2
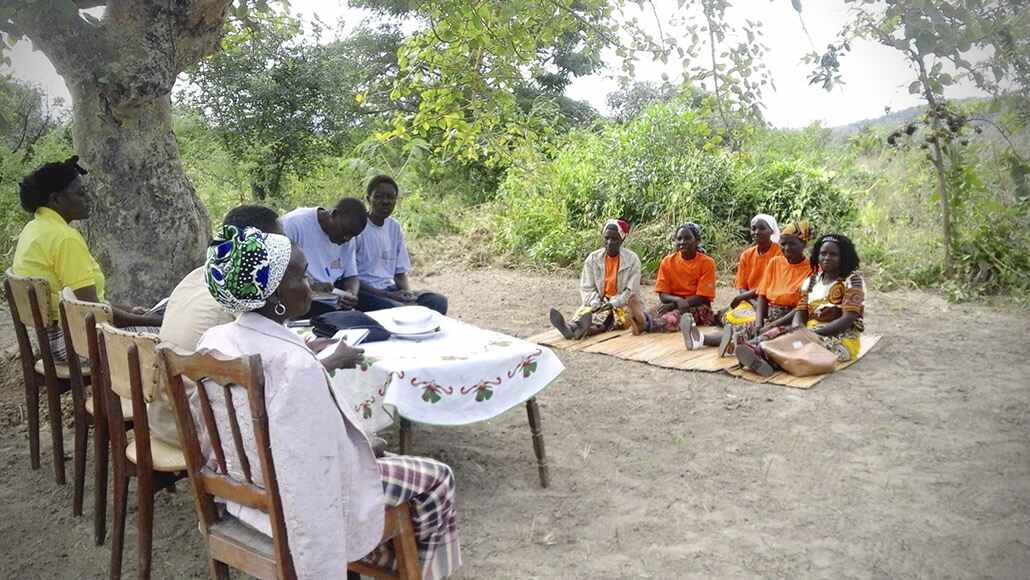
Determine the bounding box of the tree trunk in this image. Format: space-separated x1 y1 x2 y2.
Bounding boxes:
70 80 210 306
11 1 232 306
914 53 953 275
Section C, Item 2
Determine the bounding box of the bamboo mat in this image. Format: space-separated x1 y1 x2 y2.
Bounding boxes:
528 326 738 372
529 327 883 386
724 334 883 389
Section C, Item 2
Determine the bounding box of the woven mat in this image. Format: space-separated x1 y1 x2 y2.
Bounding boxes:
528 327 738 373
724 334 883 389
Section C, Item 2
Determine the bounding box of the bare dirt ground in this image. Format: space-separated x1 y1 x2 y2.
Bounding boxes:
2 262 1029 579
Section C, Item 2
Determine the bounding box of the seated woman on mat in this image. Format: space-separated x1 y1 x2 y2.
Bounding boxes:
199 225 461 579
753 221 816 333
735 232 865 376
549 219 641 339
700 220 814 356
719 213 781 336
12 156 162 362
627 222 716 343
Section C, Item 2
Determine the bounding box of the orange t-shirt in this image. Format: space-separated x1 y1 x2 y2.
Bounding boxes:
654 251 717 300
734 243 782 291
603 254 620 298
757 255 813 307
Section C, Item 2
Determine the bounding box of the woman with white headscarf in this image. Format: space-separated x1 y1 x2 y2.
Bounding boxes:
198 225 462 579
715 213 782 350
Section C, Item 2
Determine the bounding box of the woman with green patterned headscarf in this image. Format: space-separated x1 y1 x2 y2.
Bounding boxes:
198 224 464 579
205 225 293 314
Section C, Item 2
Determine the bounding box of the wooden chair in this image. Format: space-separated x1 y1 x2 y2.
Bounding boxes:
97 323 187 580
157 346 423 580
59 287 130 544
4 268 79 484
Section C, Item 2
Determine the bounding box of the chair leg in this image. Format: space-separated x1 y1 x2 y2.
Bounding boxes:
137 471 155 580
393 505 422 580
208 559 230 580
94 422 110 546
44 377 66 484
26 377 41 470
110 468 129 579
73 415 89 516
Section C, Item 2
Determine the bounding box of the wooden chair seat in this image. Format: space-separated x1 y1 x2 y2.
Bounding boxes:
85 395 132 419
126 436 187 473
34 358 86 380
207 516 280 579
204 505 414 580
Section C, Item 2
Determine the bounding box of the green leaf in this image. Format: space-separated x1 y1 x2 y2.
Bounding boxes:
908 80 922 95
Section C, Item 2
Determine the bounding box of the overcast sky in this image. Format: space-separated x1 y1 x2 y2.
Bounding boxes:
4 0 990 129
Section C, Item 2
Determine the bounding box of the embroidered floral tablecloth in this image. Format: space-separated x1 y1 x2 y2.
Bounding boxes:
315 310 565 432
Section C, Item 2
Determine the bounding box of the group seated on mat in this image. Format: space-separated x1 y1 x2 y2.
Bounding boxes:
547 215 867 379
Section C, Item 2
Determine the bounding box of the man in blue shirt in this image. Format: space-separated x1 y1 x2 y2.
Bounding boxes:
281 197 368 316
354 175 448 314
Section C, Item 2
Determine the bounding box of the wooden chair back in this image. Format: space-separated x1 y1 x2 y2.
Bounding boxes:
59 288 110 412
97 324 161 471
59 287 113 360
4 268 53 329
100 324 161 403
157 346 296 580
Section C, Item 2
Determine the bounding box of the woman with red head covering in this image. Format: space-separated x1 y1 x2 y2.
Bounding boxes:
549 219 641 339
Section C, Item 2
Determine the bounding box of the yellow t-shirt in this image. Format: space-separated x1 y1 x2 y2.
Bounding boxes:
12 207 106 321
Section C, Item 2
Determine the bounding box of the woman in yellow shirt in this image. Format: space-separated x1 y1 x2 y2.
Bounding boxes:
13 157 162 361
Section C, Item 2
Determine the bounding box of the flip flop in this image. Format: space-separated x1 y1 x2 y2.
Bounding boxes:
679 314 703 350
718 327 734 357
548 308 575 340
735 343 776 377
572 312 592 340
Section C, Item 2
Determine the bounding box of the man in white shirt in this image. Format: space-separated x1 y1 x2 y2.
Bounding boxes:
149 205 282 447
280 198 368 317
355 175 448 314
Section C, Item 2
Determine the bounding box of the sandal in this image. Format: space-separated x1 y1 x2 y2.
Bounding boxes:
735 343 776 377
572 312 593 340
679 314 703 350
548 308 575 340
718 327 734 358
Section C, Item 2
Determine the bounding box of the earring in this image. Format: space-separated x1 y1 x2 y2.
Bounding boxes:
273 302 287 316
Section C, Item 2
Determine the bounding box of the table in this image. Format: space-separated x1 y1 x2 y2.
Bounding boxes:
308 309 565 487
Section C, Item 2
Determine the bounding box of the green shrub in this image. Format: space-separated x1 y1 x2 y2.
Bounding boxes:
493 99 856 274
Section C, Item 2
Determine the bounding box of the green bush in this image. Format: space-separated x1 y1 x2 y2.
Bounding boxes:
494 99 856 274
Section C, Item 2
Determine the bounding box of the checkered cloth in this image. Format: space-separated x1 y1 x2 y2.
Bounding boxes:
360 455 462 580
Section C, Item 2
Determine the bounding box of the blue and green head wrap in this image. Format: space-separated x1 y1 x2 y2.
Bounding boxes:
205 225 293 313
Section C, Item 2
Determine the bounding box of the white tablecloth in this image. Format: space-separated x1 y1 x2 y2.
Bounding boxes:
311 310 564 432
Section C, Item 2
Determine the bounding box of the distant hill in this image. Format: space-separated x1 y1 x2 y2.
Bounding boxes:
829 105 927 137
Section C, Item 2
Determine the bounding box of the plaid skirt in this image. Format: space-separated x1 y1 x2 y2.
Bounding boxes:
361 455 462 580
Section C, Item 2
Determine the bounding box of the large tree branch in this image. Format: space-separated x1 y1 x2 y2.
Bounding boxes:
15 2 100 86
169 0 234 73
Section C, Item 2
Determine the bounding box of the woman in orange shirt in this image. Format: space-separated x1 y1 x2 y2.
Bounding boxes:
720 213 781 334
627 223 716 344
754 221 815 332
696 220 814 355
